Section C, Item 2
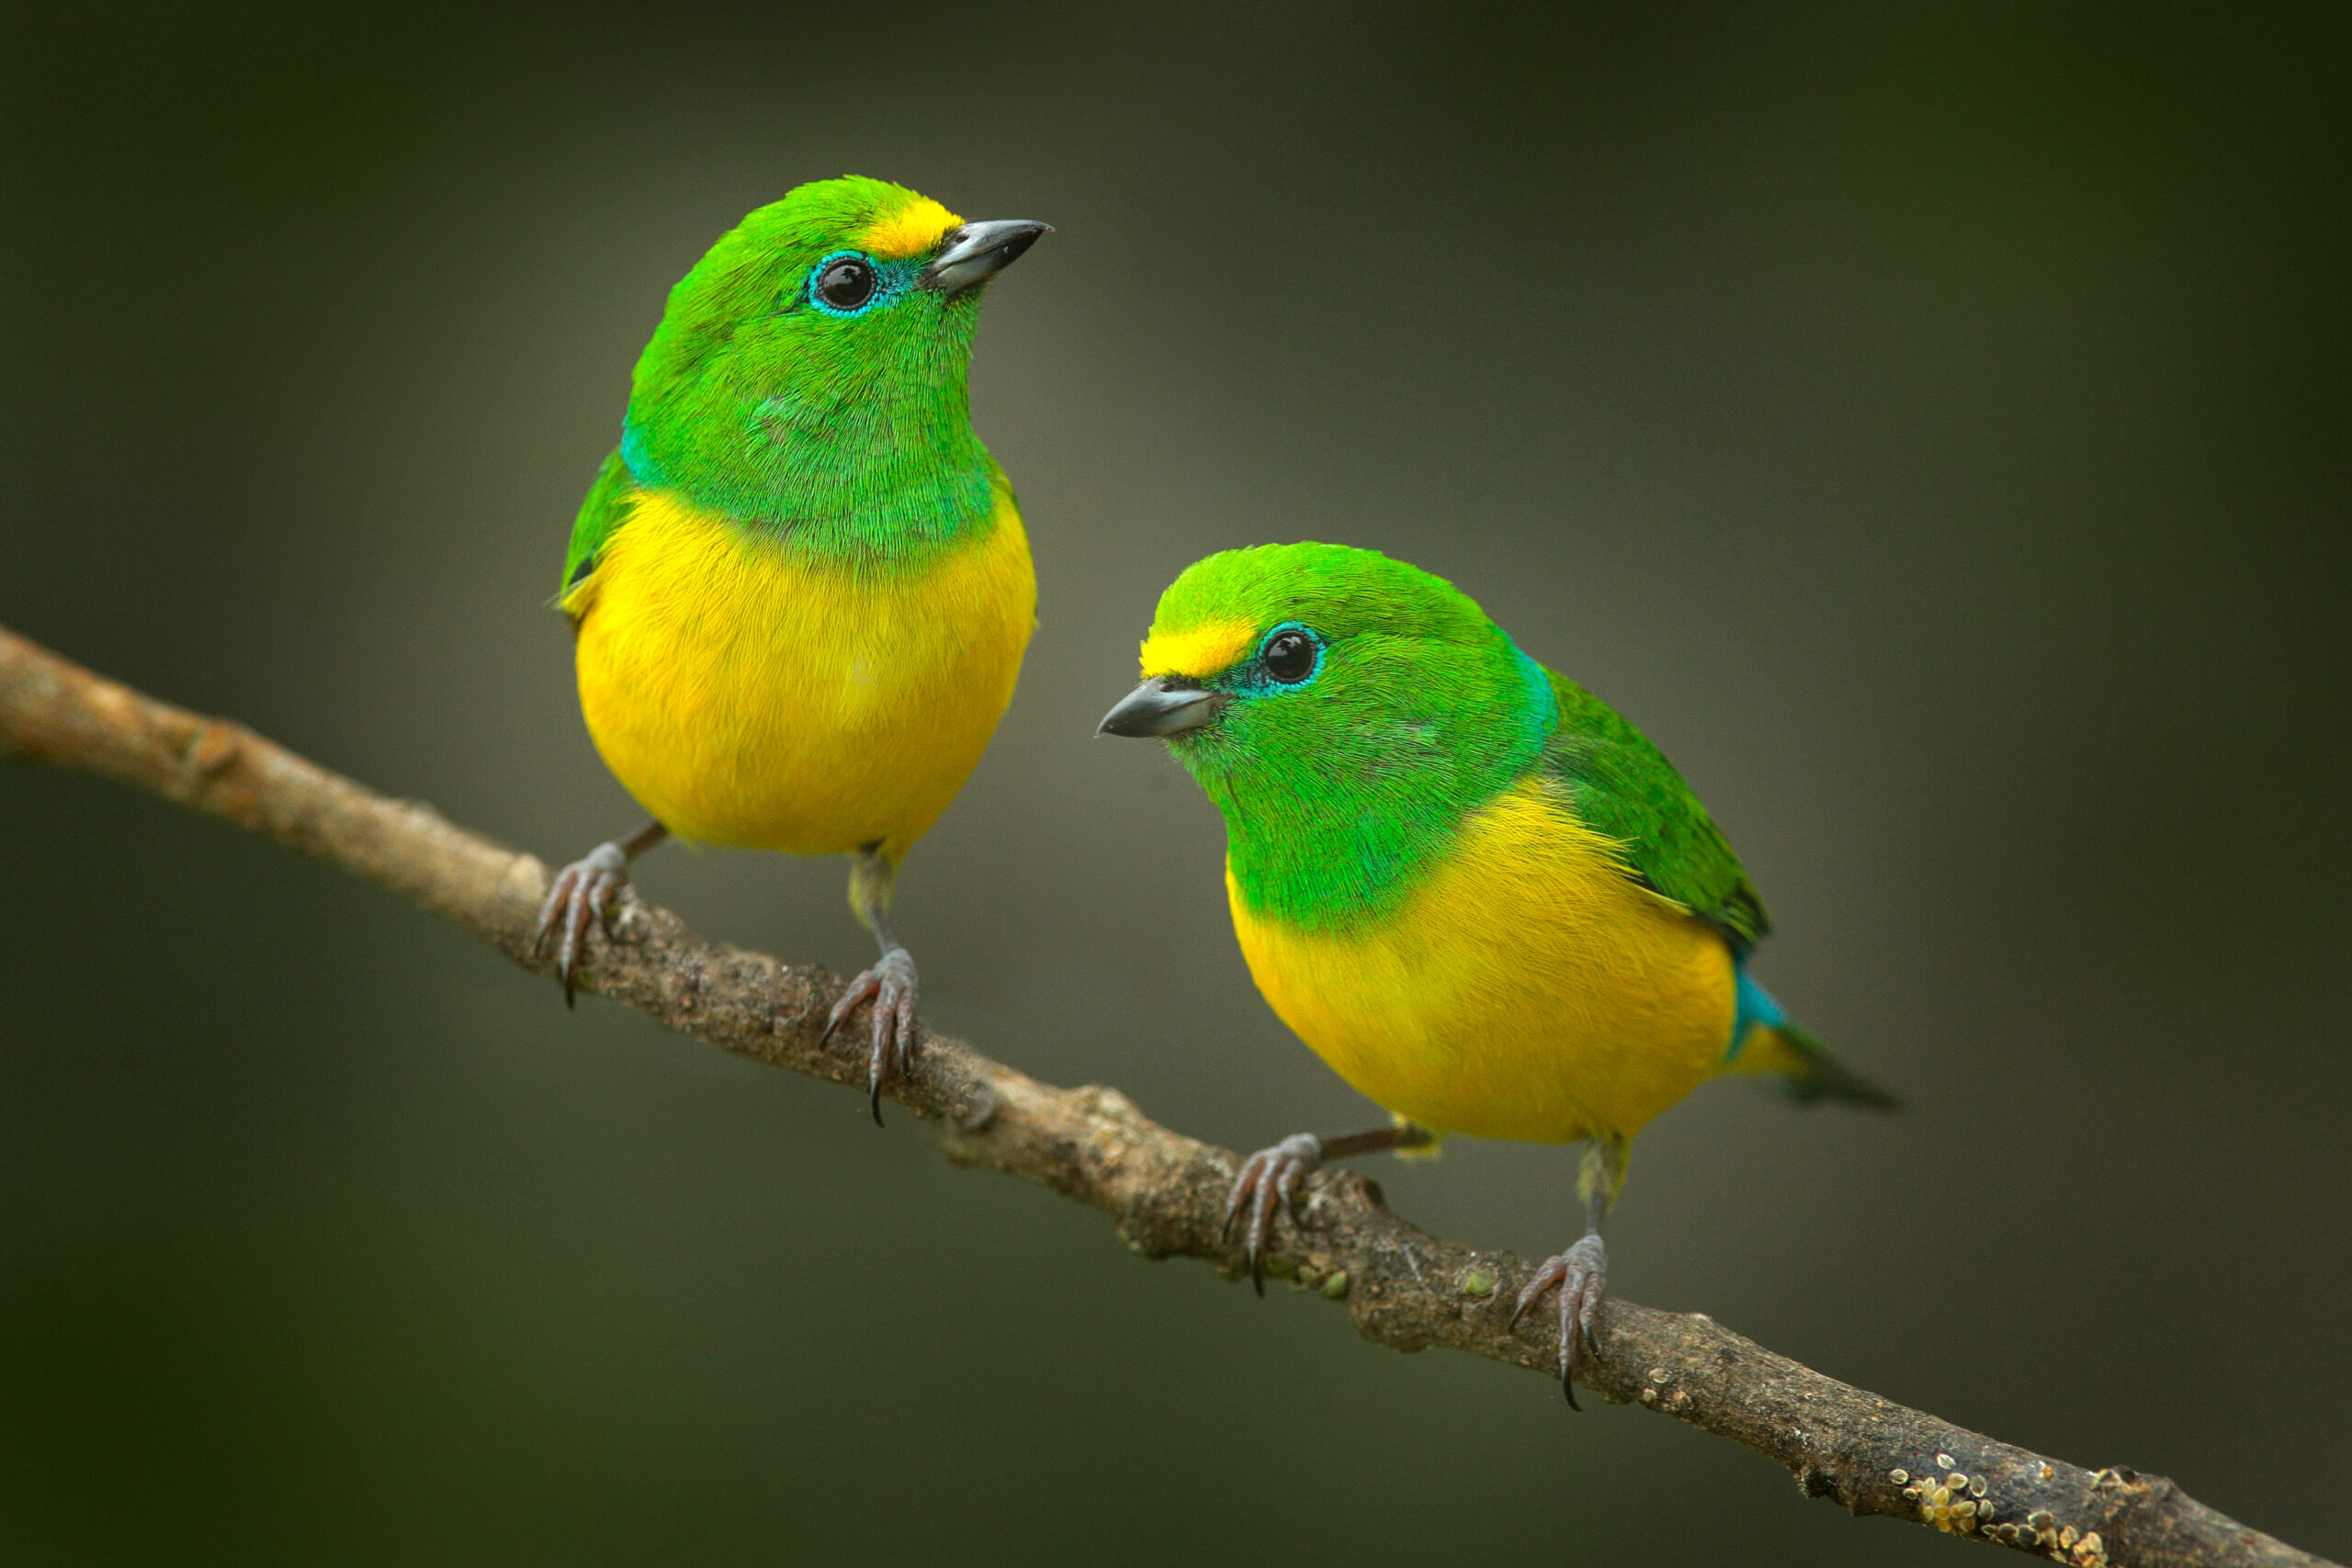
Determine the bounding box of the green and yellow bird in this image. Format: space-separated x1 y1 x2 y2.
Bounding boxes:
537 176 1048 1118
1097 544 1894 1400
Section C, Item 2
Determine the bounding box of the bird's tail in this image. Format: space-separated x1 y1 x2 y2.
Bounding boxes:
1729 1021 1901 1110
1723 968 1900 1110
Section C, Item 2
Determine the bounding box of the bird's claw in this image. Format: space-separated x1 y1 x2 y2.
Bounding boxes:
1221 1133 1323 1296
823 947 920 1126
1509 1233 1609 1409
533 842 631 1008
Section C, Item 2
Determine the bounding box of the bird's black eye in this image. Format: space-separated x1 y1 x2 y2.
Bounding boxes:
814 255 877 311
1261 629 1317 683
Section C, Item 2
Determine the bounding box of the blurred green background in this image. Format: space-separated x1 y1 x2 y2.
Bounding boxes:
3 3 2346 1562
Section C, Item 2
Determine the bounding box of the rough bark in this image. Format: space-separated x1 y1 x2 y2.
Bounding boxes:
0 621 2329 1568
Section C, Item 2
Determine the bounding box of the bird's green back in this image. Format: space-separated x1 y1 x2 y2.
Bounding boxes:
561 448 635 595
1536 672 1769 951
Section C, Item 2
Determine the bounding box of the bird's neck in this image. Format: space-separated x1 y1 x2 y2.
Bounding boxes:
1216 773 1481 931
622 368 997 569
1204 647 1560 931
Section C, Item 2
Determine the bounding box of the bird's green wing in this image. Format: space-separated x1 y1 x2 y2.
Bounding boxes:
1537 668 1771 952
557 446 635 613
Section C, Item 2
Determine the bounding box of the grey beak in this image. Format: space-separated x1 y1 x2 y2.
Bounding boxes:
919 219 1053 294
1096 678 1223 738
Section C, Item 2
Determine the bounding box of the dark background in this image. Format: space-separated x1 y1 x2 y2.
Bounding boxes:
3 4 2346 1562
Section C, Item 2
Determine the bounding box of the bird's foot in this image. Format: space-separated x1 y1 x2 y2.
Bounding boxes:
824 946 920 1126
1510 1234 1609 1409
1221 1133 1323 1295
533 842 631 1008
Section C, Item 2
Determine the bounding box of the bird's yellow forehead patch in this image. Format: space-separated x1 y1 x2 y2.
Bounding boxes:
857 196 963 261
1140 619 1259 680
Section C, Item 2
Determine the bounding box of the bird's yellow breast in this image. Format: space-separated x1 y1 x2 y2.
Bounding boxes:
566 486 1035 859
1227 778 1736 1144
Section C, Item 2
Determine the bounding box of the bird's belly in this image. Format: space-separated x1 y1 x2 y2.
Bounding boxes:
570 486 1035 857
1227 778 1735 1144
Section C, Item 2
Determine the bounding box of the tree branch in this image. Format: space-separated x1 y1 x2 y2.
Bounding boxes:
0 620 2328 1568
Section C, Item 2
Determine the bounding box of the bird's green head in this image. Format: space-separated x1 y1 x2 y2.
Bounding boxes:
620 175 1048 550
1099 544 1559 921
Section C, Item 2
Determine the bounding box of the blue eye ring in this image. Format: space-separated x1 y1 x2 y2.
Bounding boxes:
1256 622 1324 686
807 250 885 316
